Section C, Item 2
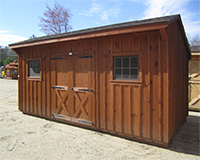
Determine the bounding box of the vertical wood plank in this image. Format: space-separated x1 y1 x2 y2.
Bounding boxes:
147 35 151 139
32 47 37 115
114 85 122 133
37 46 42 115
95 40 100 128
107 41 114 131
18 50 23 111
26 50 30 113
158 35 162 142
121 36 130 53
163 27 169 143
140 35 150 139
34 81 38 114
91 51 96 123
69 59 74 117
51 46 56 114
132 86 141 136
131 36 139 52
46 45 51 117
150 33 160 141
29 48 33 114
122 85 131 134
98 40 106 129
42 47 46 116
22 50 26 112
90 40 96 125
120 85 123 133
88 57 92 122
113 38 121 53
103 53 107 129
129 86 133 135
30 80 33 113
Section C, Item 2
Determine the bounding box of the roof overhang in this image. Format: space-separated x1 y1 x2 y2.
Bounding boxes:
9 22 169 49
9 14 191 59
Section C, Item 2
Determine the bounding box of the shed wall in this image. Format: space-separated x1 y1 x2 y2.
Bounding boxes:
167 20 189 140
17 28 187 146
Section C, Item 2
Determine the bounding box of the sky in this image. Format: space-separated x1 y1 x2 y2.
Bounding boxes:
0 0 199 46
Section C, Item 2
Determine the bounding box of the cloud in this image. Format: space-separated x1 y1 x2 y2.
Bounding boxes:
79 1 121 22
0 30 27 46
79 2 103 17
139 0 200 38
142 0 190 18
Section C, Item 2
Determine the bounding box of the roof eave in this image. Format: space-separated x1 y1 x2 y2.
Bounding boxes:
9 22 168 49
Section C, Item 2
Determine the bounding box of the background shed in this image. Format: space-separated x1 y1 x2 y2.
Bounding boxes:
189 46 200 111
4 60 18 79
9 14 190 147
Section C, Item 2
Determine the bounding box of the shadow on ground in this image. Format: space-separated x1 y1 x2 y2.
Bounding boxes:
169 113 200 156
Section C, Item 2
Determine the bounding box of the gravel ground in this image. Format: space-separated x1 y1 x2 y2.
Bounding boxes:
0 79 199 160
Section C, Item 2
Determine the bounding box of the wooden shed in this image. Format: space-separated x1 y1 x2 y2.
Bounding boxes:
189 46 200 111
9 14 190 147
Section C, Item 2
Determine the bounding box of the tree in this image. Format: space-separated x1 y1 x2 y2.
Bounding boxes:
39 2 72 35
29 34 37 39
0 46 18 66
3 57 13 66
190 34 200 46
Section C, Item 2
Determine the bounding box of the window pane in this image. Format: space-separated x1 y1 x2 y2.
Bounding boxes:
115 69 121 79
123 69 129 78
29 60 40 77
37 61 40 68
131 69 138 79
29 68 34 76
131 57 138 67
123 58 129 67
115 58 121 67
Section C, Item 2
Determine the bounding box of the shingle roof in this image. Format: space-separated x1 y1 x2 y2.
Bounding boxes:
190 46 200 52
9 14 180 47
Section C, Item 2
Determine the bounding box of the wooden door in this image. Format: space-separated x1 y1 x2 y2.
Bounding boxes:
51 55 95 125
189 59 200 111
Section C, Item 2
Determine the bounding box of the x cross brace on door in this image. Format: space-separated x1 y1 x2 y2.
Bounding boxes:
53 88 69 114
73 92 89 118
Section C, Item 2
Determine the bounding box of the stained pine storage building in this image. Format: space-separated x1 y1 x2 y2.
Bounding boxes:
9 14 190 147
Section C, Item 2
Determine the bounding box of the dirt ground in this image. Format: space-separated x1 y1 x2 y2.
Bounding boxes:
0 79 199 160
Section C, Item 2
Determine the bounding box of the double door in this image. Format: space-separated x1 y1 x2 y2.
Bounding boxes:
51 54 95 125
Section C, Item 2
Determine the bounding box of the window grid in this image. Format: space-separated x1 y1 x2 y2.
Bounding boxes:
28 60 40 77
114 56 138 80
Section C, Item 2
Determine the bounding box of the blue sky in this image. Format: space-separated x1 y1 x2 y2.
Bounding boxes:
0 0 199 46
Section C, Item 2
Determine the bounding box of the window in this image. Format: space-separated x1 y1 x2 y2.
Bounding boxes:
13 69 18 75
114 56 138 80
28 60 40 77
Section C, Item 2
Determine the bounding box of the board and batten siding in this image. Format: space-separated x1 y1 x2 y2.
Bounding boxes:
17 20 188 146
167 20 189 139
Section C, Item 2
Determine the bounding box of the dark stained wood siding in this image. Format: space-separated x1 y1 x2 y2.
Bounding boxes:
17 20 189 146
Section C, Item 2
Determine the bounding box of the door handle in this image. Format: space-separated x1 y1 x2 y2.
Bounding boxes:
70 88 74 90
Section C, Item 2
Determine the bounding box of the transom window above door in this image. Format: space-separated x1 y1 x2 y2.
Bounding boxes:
114 56 138 80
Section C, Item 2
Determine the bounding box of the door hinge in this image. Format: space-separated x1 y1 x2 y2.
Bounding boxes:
78 89 93 92
52 86 65 89
52 114 65 118
52 57 64 60
78 120 93 125
78 55 93 59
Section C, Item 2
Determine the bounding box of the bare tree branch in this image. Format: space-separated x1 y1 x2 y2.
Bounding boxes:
190 34 200 46
39 2 72 35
